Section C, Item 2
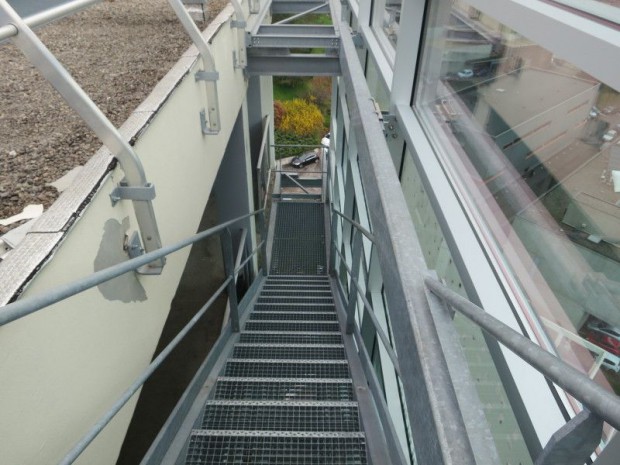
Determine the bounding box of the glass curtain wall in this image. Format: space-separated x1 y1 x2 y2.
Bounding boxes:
414 0 620 420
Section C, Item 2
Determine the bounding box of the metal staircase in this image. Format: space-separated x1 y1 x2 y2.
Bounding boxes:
180 201 371 464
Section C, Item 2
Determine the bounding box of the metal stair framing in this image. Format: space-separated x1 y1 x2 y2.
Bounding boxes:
181 202 376 464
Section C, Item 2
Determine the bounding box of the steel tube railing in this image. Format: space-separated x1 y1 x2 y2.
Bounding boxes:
331 207 375 242
333 239 401 376
58 276 232 465
0 209 264 327
425 276 620 431
0 0 101 42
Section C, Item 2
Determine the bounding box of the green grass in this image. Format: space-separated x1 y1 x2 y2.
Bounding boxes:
273 78 310 101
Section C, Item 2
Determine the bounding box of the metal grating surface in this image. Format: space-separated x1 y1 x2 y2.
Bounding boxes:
253 303 336 313
245 321 340 332
201 401 360 432
249 312 337 322
261 290 333 297
186 432 367 465
263 283 332 289
258 296 333 304
224 360 350 378
270 203 326 276
240 332 343 344
233 344 345 360
214 378 354 401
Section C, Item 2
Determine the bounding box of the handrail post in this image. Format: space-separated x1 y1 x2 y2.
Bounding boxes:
346 228 363 334
329 209 338 273
166 0 221 134
257 211 268 274
221 228 240 332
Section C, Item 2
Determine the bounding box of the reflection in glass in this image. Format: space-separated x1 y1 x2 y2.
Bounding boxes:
380 0 402 46
416 0 620 417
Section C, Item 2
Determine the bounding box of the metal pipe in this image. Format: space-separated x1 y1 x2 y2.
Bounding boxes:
273 2 328 25
0 0 164 260
0 0 101 42
333 241 401 376
332 207 375 242
282 172 311 194
234 240 265 276
58 276 232 465
425 276 620 431
0 209 263 326
166 0 220 133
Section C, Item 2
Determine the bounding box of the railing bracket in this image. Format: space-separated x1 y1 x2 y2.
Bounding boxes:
195 70 219 82
200 110 219 135
110 181 156 206
382 113 398 139
124 231 145 259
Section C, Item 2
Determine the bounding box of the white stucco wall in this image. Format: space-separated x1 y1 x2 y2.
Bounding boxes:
0 5 259 464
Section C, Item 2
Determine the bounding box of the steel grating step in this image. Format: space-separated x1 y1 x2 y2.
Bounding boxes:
266 275 329 280
253 303 336 312
201 400 360 432
214 377 354 401
262 283 331 289
249 312 337 322
224 359 350 378
240 331 343 344
186 431 367 465
257 297 334 305
232 343 346 360
260 290 333 297
244 320 340 332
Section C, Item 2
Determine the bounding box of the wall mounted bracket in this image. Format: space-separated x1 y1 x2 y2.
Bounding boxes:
110 181 156 206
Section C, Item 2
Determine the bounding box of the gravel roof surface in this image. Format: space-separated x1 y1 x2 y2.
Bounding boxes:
0 0 225 233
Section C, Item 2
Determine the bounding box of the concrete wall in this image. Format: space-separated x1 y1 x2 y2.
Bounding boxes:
0 5 261 465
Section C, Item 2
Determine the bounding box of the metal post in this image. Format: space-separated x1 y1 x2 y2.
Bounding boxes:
346 228 363 334
166 0 221 134
257 211 268 274
0 0 164 272
229 0 247 69
221 229 240 332
329 210 338 273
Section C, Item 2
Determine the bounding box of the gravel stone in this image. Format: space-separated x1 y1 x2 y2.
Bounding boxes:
0 0 227 228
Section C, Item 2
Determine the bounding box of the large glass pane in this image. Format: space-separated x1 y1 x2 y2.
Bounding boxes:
415 0 620 431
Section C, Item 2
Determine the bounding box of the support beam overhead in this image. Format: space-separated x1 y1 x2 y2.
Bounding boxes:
246 53 340 76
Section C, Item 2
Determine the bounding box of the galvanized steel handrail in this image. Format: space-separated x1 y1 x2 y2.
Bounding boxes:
58 276 233 465
0 0 101 42
425 276 620 431
0 0 164 269
331 207 375 242
0 209 264 327
332 238 401 376
57 212 266 464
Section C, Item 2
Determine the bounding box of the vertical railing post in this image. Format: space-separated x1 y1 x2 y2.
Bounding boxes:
329 209 338 274
346 228 363 334
257 211 268 275
221 228 240 332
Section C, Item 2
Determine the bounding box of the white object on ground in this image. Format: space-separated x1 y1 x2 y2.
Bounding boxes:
1 218 37 249
613 170 620 193
47 166 83 192
0 204 44 226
